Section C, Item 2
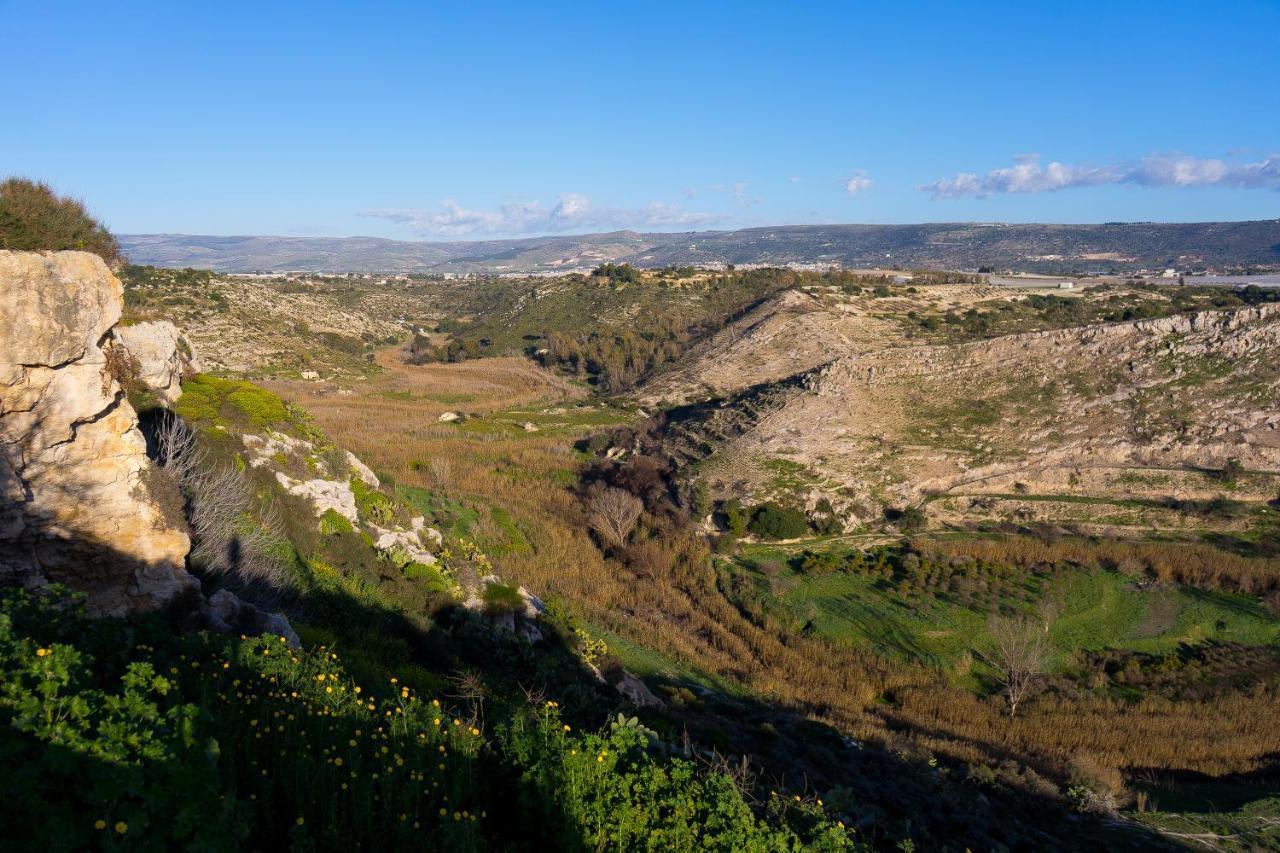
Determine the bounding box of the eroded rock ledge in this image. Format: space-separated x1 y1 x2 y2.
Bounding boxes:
0 251 196 616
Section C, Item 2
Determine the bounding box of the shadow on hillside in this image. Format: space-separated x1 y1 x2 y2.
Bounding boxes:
0 521 1187 852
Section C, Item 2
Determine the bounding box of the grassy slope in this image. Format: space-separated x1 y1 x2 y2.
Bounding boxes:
733 555 1279 672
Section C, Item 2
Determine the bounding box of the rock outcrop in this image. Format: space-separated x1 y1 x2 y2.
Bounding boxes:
1 251 197 616
110 320 200 405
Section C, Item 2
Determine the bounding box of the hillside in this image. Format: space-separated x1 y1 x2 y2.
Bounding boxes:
121 220 1280 275
644 286 1280 533
10 254 1280 850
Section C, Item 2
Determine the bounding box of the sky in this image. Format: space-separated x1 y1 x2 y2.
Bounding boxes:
3 0 1279 240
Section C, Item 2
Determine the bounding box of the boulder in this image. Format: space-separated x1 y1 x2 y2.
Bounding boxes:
612 669 666 709
345 451 380 488
274 471 359 524
0 251 197 616
202 588 300 648
370 525 437 565
110 320 200 405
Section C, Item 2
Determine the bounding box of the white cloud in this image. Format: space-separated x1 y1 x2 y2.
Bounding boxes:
844 170 873 194
923 152 1280 198
362 193 723 238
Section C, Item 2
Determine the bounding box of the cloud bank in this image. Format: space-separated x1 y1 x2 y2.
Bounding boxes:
362 193 723 238
923 153 1280 198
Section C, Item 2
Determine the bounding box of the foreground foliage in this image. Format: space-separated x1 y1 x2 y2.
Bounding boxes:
0 587 857 851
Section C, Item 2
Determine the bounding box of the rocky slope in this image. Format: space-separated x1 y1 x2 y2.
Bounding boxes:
656 297 1280 530
0 251 196 615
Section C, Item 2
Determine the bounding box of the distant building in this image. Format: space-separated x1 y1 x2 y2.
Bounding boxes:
1160 268 1177 278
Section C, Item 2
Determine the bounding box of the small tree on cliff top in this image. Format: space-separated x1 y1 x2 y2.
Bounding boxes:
0 177 123 267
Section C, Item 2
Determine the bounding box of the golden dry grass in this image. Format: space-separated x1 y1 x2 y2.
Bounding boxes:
268 351 1280 785
265 350 623 603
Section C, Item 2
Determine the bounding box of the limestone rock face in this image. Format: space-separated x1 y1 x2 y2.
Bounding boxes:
0 251 196 616
111 320 200 404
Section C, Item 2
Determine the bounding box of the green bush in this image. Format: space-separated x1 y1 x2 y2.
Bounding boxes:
481 582 525 615
895 506 927 533
720 499 750 536
0 177 123 266
352 476 395 525
799 550 843 575
747 503 810 540
319 508 355 536
175 374 295 430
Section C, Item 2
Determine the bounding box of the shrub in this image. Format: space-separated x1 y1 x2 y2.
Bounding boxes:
174 375 294 430
481 582 525 615
720 499 750 536
712 534 738 555
1218 457 1246 486
0 177 123 266
747 503 809 540
895 506 928 533
799 550 842 575
319 508 354 535
351 476 394 525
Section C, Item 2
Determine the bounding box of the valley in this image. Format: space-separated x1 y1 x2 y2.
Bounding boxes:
138 261 1280 849
6 245 1278 850
9 8 1280 848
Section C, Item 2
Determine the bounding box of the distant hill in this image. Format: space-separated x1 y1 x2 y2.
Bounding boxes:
121 220 1280 274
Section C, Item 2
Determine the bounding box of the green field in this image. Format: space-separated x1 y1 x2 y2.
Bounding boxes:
728 548 1280 674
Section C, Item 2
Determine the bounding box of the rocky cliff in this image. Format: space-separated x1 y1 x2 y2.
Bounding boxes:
110 319 200 405
0 251 197 616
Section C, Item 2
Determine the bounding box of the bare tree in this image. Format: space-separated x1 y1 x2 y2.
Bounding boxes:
983 607 1052 717
428 456 451 489
449 668 489 728
586 485 643 549
154 414 287 591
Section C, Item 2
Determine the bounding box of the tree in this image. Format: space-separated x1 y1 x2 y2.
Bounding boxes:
1219 457 1245 486
586 486 644 549
0 177 123 266
983 608 1052 717
746 502 809 540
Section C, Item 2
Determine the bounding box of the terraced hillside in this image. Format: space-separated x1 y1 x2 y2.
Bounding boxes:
639 283 1280 543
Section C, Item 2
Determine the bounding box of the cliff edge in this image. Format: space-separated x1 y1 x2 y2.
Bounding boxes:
0 250 197 615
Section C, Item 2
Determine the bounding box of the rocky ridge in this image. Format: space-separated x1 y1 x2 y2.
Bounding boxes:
662 299 1280 525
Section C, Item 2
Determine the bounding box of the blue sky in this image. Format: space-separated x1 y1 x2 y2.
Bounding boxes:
3 0 1278 239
